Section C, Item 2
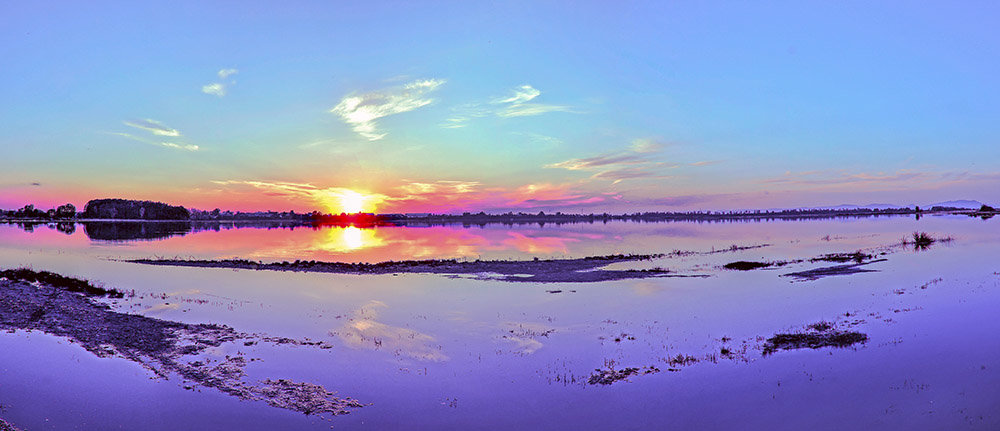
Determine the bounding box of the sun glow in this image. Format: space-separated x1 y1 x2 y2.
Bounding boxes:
340 190 365 213
321 188 386 214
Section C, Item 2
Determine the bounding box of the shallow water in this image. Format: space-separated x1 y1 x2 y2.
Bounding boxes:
0 215 998 430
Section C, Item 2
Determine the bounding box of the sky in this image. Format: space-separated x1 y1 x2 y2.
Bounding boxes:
2 1 998 214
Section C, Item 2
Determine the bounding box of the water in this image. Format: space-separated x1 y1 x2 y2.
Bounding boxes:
0 215 997 430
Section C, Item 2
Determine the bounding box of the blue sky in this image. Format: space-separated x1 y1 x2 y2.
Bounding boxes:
2 1 998 212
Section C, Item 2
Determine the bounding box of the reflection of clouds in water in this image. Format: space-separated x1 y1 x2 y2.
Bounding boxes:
500 321 556 355
502 232 577 254
332 300 447 362
630 280 668 296
140 303 179 315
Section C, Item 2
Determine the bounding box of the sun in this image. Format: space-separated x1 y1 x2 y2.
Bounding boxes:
321 188 386 214
338 190 365 213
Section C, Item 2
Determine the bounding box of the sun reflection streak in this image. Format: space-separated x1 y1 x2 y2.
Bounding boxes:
314 226 384 253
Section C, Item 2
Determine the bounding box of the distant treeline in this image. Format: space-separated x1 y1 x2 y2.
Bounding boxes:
2 198 997 226
379 208 921 226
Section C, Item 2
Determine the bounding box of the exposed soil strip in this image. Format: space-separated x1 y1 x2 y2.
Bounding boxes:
127 254 693 283
0 269 362 418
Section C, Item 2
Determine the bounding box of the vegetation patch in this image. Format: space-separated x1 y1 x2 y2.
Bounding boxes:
902 232 953 250
587 365 660 385
762 323 868 355
811 251 874 263
0 268 125 298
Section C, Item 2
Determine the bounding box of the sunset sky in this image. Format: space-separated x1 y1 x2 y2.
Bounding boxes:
2 1 998 214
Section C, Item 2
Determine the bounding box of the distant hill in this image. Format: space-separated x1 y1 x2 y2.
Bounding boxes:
926 200 983 209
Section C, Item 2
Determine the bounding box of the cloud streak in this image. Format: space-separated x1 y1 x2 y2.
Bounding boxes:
113 119 198 151
124 119 181 137
212 178 628 214
444 84 573 127
545 138 674 184
331 79 445 141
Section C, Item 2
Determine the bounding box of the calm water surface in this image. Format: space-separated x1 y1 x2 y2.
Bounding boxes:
0 215 997 430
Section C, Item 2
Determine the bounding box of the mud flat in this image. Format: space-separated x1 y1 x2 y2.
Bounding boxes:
127 254 690 283
0 269 363 419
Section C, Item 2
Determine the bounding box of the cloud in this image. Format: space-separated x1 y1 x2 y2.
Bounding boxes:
493 85 540 104
761 170 931 188
201 83 226 97
217 68 238 79
545 138 674 184
112 119 198 152
202 68 238 97
30 182 41 186
493 84 572 118
212 178 624 214
545 153 648 171
398 180 481 195
123 119 181 137
331 78 445 141
212 180 388 212
160 142 200 151
591 167 673 184
443 84 573 128
629 138 665 153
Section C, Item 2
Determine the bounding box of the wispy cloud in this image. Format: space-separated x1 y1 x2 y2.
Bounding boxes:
212 180 388 211
113 119 198 151
124 119 181 137
212 178 624 214
202 68 239 97
444 84 573 127
545 138 674 184
493 85 540 104
398 180 481 195
762 170 931 188
331 78 445 141
493 84 572 118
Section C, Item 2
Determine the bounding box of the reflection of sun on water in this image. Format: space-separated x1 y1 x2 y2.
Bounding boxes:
342 226 364 249
316 226 383 252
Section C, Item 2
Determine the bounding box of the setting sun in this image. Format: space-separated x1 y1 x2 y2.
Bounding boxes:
319 188 386 214
339 190 365 213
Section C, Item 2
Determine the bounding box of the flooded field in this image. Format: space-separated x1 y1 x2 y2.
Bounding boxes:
1 214 998 430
